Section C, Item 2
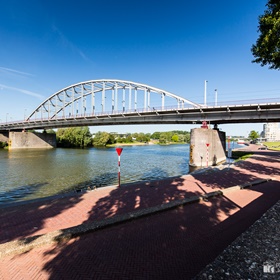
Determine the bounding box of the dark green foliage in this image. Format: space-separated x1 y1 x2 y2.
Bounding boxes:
92 131 116 147
151 132 161 139
0 141 8 148
57 127 92 148
56 128 191 147
46 129 56 134
248 130 260 141
231 151 253 160
252 0 280 69
135 133 150 143
159 131 190 144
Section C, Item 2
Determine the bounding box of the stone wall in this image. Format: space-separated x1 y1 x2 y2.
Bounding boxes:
9 132 56 149
189 128 226 168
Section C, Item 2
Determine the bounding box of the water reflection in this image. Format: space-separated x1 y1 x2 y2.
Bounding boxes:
0 145 190 204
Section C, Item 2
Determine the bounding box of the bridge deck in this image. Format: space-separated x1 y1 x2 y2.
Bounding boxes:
1 102 280 132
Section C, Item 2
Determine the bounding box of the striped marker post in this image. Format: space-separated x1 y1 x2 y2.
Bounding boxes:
206 143 210 167
116 148 123 187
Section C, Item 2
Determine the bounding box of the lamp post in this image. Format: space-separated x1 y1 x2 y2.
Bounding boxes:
204 80 208 106
214 89 218 106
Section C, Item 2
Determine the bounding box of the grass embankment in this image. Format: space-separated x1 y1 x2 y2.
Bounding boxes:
263 142 280 151
231 151 253 161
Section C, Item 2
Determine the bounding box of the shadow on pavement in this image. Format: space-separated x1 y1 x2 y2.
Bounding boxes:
1 152 279 279
0 171 116 244
41 165 280 279
0 192 83 245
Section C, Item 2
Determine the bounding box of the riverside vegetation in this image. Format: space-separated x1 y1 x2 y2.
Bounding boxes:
53 127 191 148
0 128 190 149
0 127 274 149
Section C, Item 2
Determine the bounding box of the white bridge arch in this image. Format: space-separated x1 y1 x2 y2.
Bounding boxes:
27 79 201 121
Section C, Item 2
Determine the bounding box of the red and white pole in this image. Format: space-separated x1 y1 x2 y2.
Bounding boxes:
206 143 210 167
116 148 123 187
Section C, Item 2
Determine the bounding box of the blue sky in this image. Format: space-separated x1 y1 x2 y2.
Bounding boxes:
1 0 279 136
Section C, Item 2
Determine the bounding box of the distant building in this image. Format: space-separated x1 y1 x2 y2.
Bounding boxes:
261 123 280 141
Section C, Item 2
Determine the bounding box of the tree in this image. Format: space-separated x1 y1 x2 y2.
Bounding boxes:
136 133 150 143
107 134 116 145
46 129 56 134
251 0 280 69
184 133 191 143
125 135 133 143
248 130 260 141
151 132 161 139
171 134 179 142
57 127 92 148
92 131 110 147
0 141 8 148
159 133 168 144
74 127 92 147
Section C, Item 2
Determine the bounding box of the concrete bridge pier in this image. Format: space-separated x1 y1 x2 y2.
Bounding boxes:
8 131 56 150
189 127 226 170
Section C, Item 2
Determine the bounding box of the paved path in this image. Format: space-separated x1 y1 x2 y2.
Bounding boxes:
0 146 279 279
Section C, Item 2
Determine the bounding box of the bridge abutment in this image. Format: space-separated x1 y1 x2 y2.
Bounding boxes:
189 127 226 169
8 132 56 150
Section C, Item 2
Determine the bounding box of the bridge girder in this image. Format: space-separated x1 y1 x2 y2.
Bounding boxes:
26 79 201 121
1 103 280 132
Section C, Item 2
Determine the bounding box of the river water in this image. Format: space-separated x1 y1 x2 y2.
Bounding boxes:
0 144 190 205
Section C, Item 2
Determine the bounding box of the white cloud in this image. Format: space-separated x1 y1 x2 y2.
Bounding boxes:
0 84 45 100
51 24 91 62
0 67 34 77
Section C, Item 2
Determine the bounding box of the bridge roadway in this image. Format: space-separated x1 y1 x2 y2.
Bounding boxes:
1 102 280 132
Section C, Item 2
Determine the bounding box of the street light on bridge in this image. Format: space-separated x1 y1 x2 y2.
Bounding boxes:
204 80 208 106
215 89 218 106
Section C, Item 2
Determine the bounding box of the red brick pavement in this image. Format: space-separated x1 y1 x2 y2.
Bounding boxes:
0 146 279 279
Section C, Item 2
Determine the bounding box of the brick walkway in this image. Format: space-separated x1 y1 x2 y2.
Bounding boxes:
0 146 279 279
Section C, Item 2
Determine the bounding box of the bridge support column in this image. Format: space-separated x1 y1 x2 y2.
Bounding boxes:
8 132 56 150
189 127 226 170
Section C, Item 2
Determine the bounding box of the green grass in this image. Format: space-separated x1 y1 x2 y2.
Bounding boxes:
231 151 253 161
263 142 280 151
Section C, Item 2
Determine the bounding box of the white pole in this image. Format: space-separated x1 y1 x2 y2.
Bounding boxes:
204 80 208 106
215 89 218 106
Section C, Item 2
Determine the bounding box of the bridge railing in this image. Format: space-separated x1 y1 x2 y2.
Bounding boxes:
1 98 280 127
204 98 280 107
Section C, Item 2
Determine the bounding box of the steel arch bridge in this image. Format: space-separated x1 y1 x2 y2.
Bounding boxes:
2 79 280 133
27 79 201 121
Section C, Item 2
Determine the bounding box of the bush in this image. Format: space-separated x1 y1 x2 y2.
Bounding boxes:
231 151 252 160
0 141 8 148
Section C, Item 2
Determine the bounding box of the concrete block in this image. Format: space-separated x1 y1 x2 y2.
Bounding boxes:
189 128 226 168
9 132 56 149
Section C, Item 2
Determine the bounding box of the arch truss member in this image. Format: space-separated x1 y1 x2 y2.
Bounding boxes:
27 79 200 121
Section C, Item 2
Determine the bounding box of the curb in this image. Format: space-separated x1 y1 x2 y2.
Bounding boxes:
0 178 272 258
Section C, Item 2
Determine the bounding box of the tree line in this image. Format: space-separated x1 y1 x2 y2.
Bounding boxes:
50 127 191 148
0 128 263 149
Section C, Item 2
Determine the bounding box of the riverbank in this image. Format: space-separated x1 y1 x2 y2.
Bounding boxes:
106 140 187 147
0 145 279 279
